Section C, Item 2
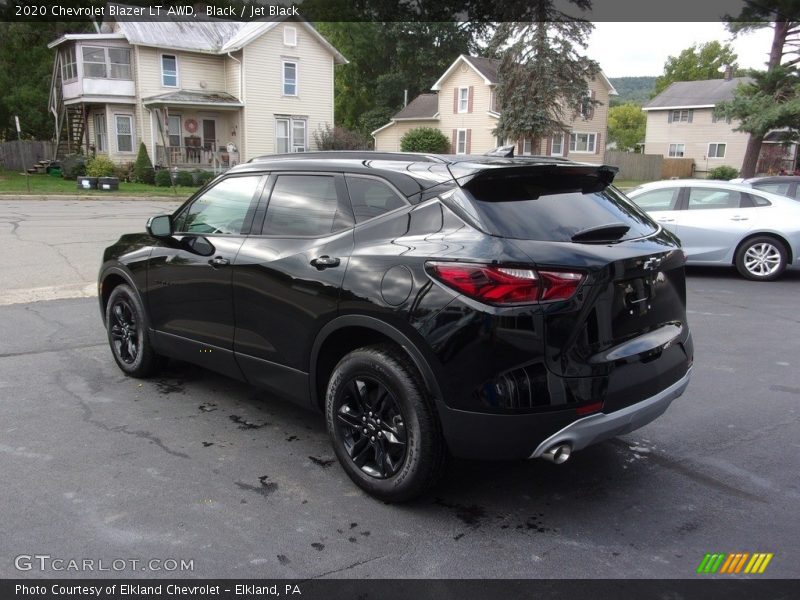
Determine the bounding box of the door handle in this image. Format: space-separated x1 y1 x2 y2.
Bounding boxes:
310 255 341 270
730 216 749 221
208 256 230 267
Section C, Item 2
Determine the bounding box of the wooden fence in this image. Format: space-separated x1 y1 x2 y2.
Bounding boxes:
661 158 695 179
0 140 55 171
604 151 663 182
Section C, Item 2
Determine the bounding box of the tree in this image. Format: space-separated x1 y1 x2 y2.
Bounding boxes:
489 1 599 145
132 143 155 184
400 127 451 153
0 22 92 140
607 104 646 152
653 41 739 96
716 4 800 177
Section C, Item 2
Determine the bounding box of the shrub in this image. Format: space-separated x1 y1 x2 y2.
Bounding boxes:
113 162 135 183
708 165 739 181
132 142 155 184
85 156 116 177
400 127 451 153
154 169 173 187
193 169 214 186
174 170 194 187
312 124 370 150
60 154 86 180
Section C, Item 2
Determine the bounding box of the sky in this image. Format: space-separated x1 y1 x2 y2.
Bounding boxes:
587 23 776 78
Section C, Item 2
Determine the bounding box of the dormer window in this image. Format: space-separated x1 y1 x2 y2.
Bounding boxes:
284 26 297 46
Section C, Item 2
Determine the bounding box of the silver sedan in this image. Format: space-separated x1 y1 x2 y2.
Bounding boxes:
626 179 800 281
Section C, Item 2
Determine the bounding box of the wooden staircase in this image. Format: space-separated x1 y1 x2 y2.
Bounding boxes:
48 52 88 160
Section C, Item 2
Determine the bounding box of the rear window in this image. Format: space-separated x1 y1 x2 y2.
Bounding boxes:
461 174 658 242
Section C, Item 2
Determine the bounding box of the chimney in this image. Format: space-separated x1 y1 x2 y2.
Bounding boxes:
723 65 733 81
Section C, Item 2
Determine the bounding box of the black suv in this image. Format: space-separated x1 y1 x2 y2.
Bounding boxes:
99 152 693 501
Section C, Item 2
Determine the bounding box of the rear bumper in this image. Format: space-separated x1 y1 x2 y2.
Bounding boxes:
529 367 692 459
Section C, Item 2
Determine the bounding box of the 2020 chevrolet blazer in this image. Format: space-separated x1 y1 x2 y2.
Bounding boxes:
99 152 693 501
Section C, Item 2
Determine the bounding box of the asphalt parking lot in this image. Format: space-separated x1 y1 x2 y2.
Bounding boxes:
1 199 799 578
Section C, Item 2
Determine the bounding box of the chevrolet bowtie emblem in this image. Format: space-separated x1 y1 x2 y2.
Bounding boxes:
643 257 663 270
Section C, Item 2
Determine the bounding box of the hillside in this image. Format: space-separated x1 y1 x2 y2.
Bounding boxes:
609 76 657 106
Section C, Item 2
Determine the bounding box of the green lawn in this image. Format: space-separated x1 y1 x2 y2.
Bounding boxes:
0 169 198 197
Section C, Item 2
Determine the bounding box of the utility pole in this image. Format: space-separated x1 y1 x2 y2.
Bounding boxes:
15 116 30 194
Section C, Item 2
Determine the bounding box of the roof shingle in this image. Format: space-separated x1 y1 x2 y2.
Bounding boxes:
643 77 752 109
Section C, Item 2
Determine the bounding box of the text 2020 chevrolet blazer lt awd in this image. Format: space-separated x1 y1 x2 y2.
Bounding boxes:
99 152 693 501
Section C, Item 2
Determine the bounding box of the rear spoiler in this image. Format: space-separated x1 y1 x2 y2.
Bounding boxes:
451 163 620 193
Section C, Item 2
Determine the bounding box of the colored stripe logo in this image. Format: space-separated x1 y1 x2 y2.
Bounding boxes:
697 552 773 574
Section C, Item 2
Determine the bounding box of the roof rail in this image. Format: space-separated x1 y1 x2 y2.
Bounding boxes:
248 151 446 164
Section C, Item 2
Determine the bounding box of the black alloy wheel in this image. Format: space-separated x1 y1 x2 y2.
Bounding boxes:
109 298 140 365
105 284 164 378
335 376 408 479
325 344 448 502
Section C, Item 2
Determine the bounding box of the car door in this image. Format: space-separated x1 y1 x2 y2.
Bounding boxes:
232 172 355 404
628 187 682 237
675 186 759 263
147 173 265 378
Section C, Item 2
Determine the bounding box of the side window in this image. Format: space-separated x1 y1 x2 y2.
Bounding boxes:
262 175 353 237
687 188 742 210
175 175 261 235
632 188 679 212
345 176 408 223
753 182 789 197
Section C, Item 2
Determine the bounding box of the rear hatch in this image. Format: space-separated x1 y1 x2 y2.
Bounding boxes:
453 164 692 410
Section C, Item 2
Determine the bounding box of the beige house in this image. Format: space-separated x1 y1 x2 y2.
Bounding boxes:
47 5 346 170
642 76 798 176
372 55 617 162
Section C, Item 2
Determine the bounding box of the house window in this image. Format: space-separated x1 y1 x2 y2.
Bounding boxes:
115 115 133 153
708 143 726 158
458 87 469 113
283 61 297 96
522 138 533 155
456 129 467 154
276 117 306 153
569 132 596 153
284 26 297 46
580 91 594 119
81 46 132 80
82 46 107 78
161 55 178 87
668 143 685 157
61 46 77 81
670 109 693 123
93 113 107 152
712 112 732 124
108 48 131 80
167 115 182 147
551 133 564 156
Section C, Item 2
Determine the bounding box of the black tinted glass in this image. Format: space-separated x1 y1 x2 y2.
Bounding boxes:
262 175 353 236
346 176 407 223
462 175 657 242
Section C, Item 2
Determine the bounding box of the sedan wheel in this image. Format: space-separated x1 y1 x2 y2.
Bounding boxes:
735 236 787 281
105 284 164 377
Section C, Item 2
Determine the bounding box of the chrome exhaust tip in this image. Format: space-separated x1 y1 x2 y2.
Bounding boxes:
542 443 572 464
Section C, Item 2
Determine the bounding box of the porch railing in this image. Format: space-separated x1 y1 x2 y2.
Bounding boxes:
155 145 241 174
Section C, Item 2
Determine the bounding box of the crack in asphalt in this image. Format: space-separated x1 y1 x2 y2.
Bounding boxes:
305 554 388 579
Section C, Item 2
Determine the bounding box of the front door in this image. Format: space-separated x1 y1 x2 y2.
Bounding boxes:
232 173 355 404
202 119 216 152
147 174 264 377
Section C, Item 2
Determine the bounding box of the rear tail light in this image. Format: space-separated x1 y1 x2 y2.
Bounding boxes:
426 262 584 306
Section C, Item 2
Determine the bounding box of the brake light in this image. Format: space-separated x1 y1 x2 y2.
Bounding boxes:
426 262 584 305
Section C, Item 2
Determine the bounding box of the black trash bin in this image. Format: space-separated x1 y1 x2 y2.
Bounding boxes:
98 177 120 191
76 176 97 190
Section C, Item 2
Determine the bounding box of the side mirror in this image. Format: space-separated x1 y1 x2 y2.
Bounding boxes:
146 215 173 237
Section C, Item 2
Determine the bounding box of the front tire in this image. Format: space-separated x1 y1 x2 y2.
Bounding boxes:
735 236 787 281
105 284 164 377
325 344 447 502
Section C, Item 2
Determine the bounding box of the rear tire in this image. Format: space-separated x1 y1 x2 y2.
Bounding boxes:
325 344 447 502
735 236 787 281
105 284 164 378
